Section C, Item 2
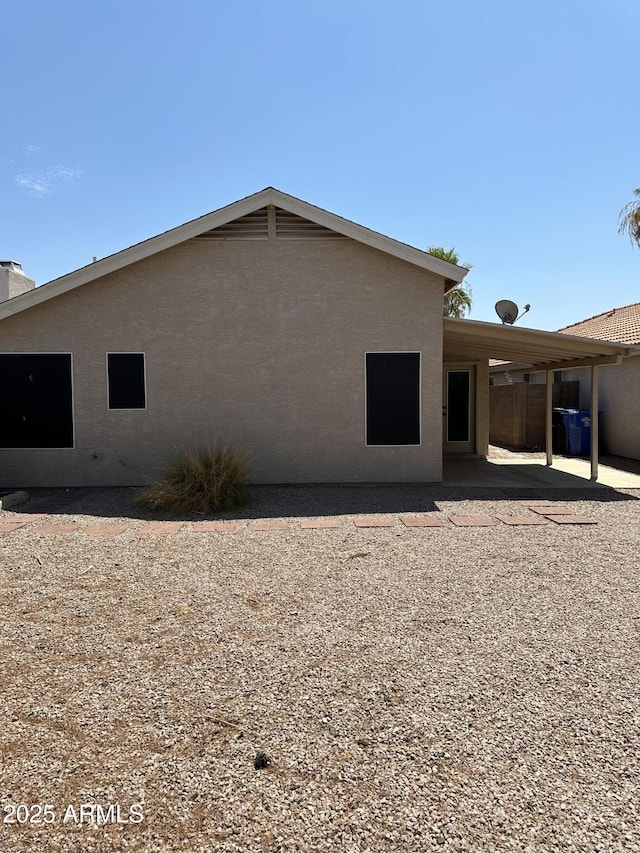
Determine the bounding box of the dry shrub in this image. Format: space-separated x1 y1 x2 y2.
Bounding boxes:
137 445 249 514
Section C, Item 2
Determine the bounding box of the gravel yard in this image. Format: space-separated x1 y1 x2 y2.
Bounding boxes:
1 485 640 852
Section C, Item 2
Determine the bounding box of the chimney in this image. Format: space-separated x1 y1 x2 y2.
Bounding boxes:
0 261 36 302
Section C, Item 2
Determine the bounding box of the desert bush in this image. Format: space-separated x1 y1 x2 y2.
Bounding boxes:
136 444 249 514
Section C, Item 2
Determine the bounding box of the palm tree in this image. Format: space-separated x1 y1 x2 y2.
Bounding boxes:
428 246 473 318
619 188 640 248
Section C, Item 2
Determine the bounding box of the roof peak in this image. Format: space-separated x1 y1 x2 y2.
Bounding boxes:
0 188 469 322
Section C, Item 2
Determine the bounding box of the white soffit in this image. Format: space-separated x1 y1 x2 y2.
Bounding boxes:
0 187 468 320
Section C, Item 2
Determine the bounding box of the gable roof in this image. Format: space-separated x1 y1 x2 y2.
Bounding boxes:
557 302 640 345
0 187 468 321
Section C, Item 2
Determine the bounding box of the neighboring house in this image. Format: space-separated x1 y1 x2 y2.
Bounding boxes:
0 188 635 486
490 303 640 460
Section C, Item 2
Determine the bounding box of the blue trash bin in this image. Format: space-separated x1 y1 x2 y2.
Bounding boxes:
559 409 602 456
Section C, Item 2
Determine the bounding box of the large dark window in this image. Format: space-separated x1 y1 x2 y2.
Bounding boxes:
0 354 73 448
366 352 420 445
108 353 146 409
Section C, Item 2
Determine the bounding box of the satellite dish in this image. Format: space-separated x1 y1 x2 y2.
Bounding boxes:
495 299 519 324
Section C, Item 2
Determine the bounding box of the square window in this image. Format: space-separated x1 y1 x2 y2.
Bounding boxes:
0 354 73 448
108 353 146 409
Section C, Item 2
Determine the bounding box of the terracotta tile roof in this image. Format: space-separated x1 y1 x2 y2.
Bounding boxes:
557 302 640 345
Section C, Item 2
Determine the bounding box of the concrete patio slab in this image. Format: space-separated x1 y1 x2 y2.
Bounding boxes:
300 519 342 529
444 456 640 489
353 517 394 528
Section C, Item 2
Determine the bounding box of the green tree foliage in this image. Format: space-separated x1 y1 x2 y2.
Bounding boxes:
619 188 640 248
428 246 473 318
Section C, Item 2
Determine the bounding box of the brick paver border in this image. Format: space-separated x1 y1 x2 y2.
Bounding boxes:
0 522 28 534
0 510 600 536
449 516 496 527
192 521 238 532
83 525 129 536
545 514 597 525
496 515 547 526
137 523 185 534
528 506 575 515
247 520 290 531
7 513 45 521
400 516 445 528
300 519 342 529
35 524 82 535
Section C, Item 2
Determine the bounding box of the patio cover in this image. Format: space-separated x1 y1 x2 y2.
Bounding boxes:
444 317 637 370
444 317 640 480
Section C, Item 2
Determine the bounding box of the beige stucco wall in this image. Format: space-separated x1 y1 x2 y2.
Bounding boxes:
490 361 640 458
475 360 489 457
0 236 446 486
561 359 640 460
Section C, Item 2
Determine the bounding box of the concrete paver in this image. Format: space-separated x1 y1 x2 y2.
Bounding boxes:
300 519 342 529
247 520 290 531
83 524 129 535
545 514 598 525
0 522 27 534
137 523 185 534
528 506 575 515
192 522 238 532
35 524 82 534
449 516 496 527
400 516 445 528
496 515 547 526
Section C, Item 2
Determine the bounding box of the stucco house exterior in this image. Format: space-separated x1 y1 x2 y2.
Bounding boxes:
1 188 636 487
490 303 640 460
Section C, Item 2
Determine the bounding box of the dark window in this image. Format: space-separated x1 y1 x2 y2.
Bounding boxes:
108 353 146 409
366 352 420 445
0 354 73 448
447 370 470 442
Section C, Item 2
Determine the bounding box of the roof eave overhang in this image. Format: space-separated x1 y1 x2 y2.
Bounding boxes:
0 187 468 321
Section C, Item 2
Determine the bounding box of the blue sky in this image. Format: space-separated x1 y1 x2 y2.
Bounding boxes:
2 0 638 331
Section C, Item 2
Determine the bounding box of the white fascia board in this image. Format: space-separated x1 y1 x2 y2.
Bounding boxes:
445 317 637 359
266 189 469 283
0 189 276 320
0 187 467 321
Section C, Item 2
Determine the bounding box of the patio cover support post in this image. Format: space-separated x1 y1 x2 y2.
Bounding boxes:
546 370 553 466
591 364 599 481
